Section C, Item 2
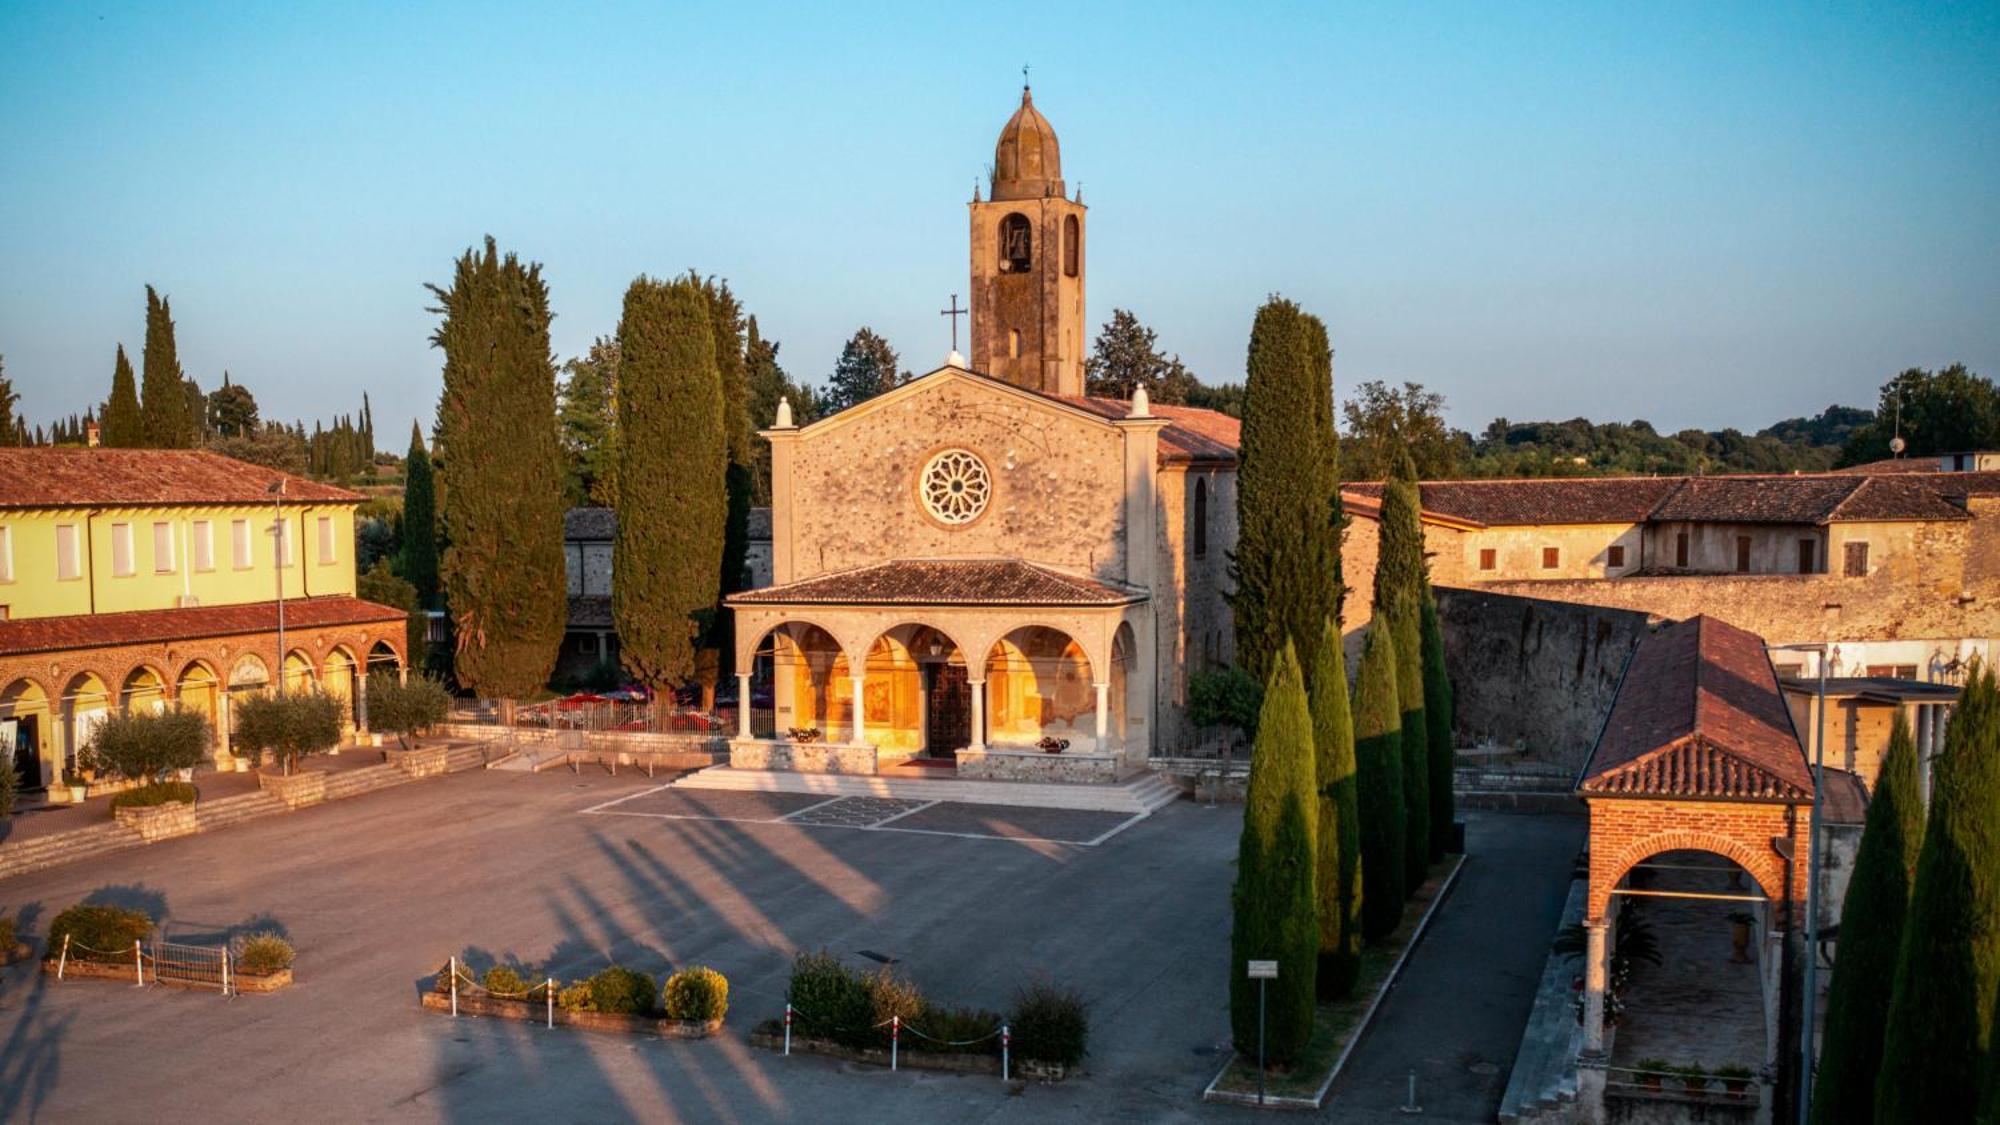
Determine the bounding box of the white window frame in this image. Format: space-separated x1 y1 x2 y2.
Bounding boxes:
277 519 294 568
56 523 82 581
192 520 214 572
111 522 135 578
0 525 11 583
317 515 336 565
233 519 253 570
153 521 176 574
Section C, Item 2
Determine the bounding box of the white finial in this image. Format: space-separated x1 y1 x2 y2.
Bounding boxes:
1128 385 1151 418
774 397 795 429
947 349 967 369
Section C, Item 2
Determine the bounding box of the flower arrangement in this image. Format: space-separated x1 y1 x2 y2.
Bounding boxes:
786 727 822 744
1037 736 1070 754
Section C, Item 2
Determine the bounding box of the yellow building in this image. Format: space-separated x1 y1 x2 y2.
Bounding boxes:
0 449 410 792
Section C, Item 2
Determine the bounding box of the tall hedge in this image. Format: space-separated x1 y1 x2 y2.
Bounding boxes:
1230 297 1339 684
1353 626 1405 941
429 237 568 702
1420 595 1456 860
1374 451 1428 890
104 344 142 447
1311 617 1362 998
614 276 726 689
1877 665 2000 1124
140 285 191 448
1812 711 1924 1125
1229 642 1318 1064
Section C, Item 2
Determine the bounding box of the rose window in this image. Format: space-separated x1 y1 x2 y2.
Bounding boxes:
919 448 992 525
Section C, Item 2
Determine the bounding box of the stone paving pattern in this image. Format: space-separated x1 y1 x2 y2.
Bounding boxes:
881 801 1135 844
782 796 930 828
597 787 829 822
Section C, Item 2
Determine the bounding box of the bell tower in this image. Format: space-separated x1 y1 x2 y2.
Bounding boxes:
969 85 1086 396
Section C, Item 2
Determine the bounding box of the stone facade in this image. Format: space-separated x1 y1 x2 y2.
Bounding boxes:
956 746 1119 783
729 739 878 774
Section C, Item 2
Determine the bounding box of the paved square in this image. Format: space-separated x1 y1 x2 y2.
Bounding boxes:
780 795 929 828
879 802 1139 845
586 787 830 822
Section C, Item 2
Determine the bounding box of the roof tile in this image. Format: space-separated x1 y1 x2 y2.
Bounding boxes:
0 596 408 658
728 559 1144 607
0 449 361 509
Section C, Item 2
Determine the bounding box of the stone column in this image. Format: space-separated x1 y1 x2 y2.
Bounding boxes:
1094 682 1110 746
969 680 986 752
849 673 866 746
1916 704 1934 806
737 673 753 740
217 692 233 765
1581 919 1610 1055
915 668 929 754
356 671 370 734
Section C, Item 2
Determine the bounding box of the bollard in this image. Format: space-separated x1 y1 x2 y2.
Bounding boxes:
223 949 232 998
1399 1068 1423 1115
546 978 555 1029
134 940 144 987
57 934 70 980
449 956 459 1017
784 1003 793 1056
891 1015 900 1072
1002 1024 1011 1082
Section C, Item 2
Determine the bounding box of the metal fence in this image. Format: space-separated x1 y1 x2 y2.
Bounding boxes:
53 933 235 996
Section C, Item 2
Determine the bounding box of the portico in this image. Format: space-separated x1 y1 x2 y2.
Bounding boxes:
727 558 1151 781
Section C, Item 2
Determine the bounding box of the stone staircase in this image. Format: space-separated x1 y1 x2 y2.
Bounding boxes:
0 743 494 884
668 764 1183 815
1498 878 1588 1123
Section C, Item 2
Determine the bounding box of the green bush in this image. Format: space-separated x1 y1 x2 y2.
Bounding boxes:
0 915 17 951
557 980 596 1012
484 964 529 996
1189 665 1263 746
366 672 454 749
232 690 346 773
87 706 210 783
0 756 19 816
663 966 729 1022
109 781 197 811
917 1003 1004 1056
587 965 657 1015
1011 977 1089 1068
787 950 872 1044
236 932 294 974
48 903 154 960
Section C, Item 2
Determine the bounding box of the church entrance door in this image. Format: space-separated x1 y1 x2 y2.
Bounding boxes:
924 664 971 757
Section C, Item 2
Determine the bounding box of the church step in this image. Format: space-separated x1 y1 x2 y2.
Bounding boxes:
669 765 1181 814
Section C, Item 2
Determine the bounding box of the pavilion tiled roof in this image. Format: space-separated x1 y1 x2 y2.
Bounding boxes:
0 449 362 509
727 559 1146 607
0 596 408 658
1578 616 1813 802
1053 396 1242 465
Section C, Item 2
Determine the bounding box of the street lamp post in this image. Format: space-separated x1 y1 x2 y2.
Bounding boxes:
1766 640 1828 1125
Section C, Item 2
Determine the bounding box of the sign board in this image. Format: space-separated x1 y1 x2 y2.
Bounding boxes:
1246 960 1278 980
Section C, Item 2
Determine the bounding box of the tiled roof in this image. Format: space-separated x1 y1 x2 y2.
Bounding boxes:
728 559 1145 607
1578 616 1813 802
1342 472 1975 528
0 449 362 509
1344 477 1677 528
1651 475 1968 524
1826 476 1974 521
567 595 613 630
1833 457 1953 475
1053 396 1242 465
1820 769 1870 825
0 596 408 658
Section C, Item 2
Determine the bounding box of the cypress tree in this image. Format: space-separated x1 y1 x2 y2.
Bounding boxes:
1353 626 1406 941
1812 712 1924 1125
1230 297 1340 683
1877 665 2000 1124
429 237 567 703
104 345 142 447
613 275 726 691
692 274 753 704
1375 451 1429 890
139 285 191 447
402 422 440 610
1229 641 1318 1064
0 355 16 444
1420 594 1456 861
1311 617 1363 998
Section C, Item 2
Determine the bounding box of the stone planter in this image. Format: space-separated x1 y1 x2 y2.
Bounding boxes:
419 990 722 1038
114 799 200 842
65 783 88 804
389 745 450 778
258 768 329 809
234 967 294 993
747 1027 1005 1076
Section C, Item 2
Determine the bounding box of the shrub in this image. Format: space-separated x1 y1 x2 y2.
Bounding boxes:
786 950 872 1044
236 932 294 975
232 690 346 773
0 915 16 952
917 1003 1005 1056
87 706 210 783
1188 665 1263 747
48 903 154 960
484 964 528 996
109 781 197 811
367 672 454 749
587 965 657 1015
0 757 19 817
663 966 729 1022
557 980 596 1012
1011 977 1089 1068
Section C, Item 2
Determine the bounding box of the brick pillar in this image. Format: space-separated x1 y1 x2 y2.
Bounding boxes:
1581 919 1610 1055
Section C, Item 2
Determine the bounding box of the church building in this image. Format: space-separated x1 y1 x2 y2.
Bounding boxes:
724 87 1240 782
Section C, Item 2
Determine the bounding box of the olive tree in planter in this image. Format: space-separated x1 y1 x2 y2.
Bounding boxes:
233 692 344 808
365 672 453 750
87 707 211 798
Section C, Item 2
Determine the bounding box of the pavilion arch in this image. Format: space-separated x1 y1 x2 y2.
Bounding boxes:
855 623 978 756
60 670 113 770
282 649 318 693
982 625 1096 748
322 645 361 722
1588 830 1788 923
175 660 222 751
750 621 855 741
735 616 860 677
365 639 403 678
2 675 57 787
119 664 170 714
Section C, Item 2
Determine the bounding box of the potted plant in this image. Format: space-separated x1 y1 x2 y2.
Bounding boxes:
235 691 344 808
1036 736 1069 754
1715 1064 1754 1098
63 770 89 804
1726 911 1756 964
786 727 821 744
1632 1059 1669 1092
1677 1063 1709 1098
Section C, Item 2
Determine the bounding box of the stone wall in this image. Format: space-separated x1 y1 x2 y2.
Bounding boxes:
1435 587 1656 769
956 746 1119 783
729 739 877 774
1154 464 1238 750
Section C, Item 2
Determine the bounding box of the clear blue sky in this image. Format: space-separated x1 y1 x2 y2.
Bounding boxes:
3 1 1996 444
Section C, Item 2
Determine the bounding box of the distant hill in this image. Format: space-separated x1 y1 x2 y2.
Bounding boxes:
1461 404 1873 478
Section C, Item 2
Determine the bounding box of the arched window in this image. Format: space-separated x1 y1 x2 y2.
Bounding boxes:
1008 329 1021 359
1193 477 1209 558
1000 213 1032 272
1063 214 1080 277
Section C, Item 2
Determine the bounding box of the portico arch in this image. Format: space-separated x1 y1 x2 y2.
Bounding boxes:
322 646 360 724
2 676 56 788
175 661 222 757
61 670 112 773
749 621 854 742
282 649 317 693
120 664 170 714
982 625 1095 749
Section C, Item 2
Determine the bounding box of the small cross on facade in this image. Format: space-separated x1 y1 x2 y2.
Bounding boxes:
940 293 968 352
